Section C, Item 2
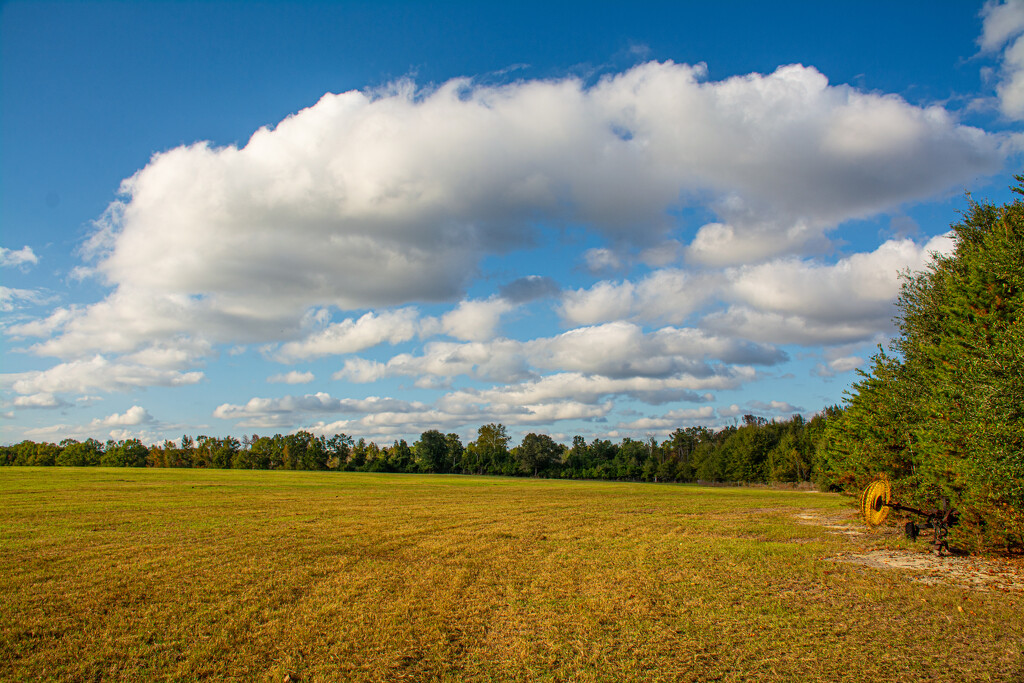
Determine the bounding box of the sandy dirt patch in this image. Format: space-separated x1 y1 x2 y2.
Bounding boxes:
796 510 1024 592
795 511 866 536
794 511 1024 593
831 550 1024 592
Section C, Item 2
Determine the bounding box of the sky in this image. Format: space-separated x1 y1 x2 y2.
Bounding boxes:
2 0 1023 448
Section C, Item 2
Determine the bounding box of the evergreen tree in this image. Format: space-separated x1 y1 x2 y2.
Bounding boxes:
824 178 1024 550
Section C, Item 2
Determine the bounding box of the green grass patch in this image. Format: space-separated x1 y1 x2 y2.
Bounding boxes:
1 468 1020 681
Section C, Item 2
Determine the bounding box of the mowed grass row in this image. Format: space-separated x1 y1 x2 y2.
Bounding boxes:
1 468 1020 682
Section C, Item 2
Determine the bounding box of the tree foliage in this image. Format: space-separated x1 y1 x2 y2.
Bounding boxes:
821 178 1024 551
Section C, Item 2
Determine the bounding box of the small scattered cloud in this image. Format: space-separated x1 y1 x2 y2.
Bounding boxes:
268 370 315 384
617 405 716 431
0 246 38 268
718 404 744 418
0 287 55 313
813 353 866 377
583 247 622 273
92 405 154 427
828 355 864 373
439 298 515 342
11 392 69 409
748 399 803 415
498 275 560 303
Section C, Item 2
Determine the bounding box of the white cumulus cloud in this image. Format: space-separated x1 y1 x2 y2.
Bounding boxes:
92 405 154 427
0 246 38 268
706 234 954 345
268 370 315 384
439 297 516 342
11 392 68 409
20 60 999 363
1 355 203 397
274 308 420 362
560 269 722 326
980 0 1024 119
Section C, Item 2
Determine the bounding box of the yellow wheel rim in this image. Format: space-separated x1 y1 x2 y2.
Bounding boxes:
860 475 891 527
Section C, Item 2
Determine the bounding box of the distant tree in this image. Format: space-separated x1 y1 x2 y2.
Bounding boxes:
349 438 368 470
415 430 450 473
468 424 511 475
327 433 354 469
445 433 465 473
563 436 589 477
101 439 148 467
515 432 562 476
211 436 240 469
57 438 102 467
616 439 646 480
363 441 387 472
387 440 413 472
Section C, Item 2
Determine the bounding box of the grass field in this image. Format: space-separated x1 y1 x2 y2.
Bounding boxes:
1 468 1021 682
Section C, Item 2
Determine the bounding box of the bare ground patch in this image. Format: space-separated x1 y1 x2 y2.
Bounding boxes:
795 511 866 536
831 550 1024 592
795 510 1024 592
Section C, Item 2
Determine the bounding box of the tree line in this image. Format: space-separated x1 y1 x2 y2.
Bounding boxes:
0 413 836 485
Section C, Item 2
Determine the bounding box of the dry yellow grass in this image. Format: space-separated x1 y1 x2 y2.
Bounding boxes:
1 467 1021 681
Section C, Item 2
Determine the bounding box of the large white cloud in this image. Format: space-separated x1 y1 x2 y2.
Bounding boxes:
1 59 1009 444
18 60 999 361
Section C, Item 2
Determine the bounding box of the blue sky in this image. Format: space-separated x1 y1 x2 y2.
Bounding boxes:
2 0 1022 447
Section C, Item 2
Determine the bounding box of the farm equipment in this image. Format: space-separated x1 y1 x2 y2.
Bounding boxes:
859 474 958 556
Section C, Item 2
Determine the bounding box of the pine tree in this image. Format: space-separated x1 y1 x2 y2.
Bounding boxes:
823 177 1024 551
